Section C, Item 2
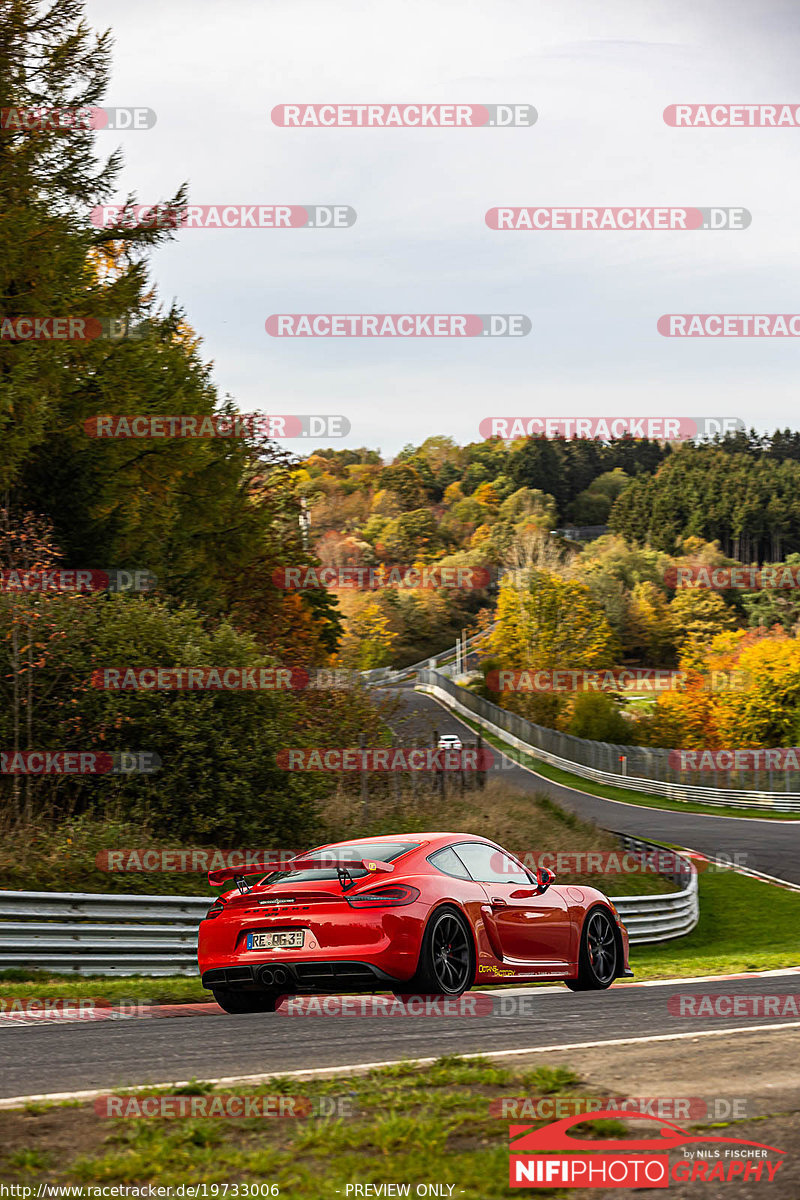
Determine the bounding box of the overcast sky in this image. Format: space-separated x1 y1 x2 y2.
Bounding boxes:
84 0 800 457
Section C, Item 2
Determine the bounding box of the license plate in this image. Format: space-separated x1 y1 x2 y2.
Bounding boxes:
247 930 304 950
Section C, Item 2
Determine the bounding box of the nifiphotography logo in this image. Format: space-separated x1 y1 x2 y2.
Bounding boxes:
508 1111 785 1188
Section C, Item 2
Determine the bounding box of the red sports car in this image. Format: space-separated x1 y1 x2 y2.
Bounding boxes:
198 833 632 1012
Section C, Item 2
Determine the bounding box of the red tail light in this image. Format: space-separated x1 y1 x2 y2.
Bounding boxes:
205 901 225 919
348 885 420 908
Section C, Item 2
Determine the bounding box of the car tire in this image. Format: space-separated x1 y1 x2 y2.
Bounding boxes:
407 904 475 997
212 988 280 1013
564 906 618 992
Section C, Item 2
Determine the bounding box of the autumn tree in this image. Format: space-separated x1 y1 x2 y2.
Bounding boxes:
338 598 398 670
668 589 739 653
490 569 618 727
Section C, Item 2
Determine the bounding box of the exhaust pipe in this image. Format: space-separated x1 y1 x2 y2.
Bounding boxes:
272 966 289 986
260 967 275 987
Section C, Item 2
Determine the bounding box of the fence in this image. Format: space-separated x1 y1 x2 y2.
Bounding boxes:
418 670 800 811
363 625 496 687
0 837 698 976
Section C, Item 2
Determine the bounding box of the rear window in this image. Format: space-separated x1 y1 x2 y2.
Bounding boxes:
262 841 419 884
428 846 472 880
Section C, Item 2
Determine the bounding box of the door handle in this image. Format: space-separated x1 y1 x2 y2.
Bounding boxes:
490 897 508 906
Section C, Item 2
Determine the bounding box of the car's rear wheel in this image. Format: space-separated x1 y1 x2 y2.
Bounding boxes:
212 988 279 1013
405 905 474 997
565 907 618 992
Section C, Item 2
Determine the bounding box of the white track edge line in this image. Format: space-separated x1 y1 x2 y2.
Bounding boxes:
2 1021 800 1111
1 967 798 1032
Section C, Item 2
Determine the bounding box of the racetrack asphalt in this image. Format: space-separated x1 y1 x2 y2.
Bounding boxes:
1 974 798 1100
2 686 798 1103
384 687 800 886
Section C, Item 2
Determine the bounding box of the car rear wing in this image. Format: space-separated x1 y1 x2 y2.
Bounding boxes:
287 855 394 874
208 861 286 887
207 855 394 888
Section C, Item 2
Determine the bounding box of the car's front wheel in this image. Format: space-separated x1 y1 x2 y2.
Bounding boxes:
565 907 618 992
405 905 475 997
212 988 279 1013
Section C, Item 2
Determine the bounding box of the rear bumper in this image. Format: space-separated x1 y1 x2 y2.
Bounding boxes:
202 960 405 993
197 905 424 986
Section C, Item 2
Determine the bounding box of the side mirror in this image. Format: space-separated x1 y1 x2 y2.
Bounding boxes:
536 867 556 894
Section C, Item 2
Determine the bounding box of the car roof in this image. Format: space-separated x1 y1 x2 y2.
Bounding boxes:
311 832 501 849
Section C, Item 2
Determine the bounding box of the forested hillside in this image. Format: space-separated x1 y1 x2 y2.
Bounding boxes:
299 433 800 753
4 2 800 851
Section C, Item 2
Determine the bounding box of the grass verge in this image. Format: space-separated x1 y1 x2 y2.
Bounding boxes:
0 972 208 1005
629 868 800 979
0 1055 624 1196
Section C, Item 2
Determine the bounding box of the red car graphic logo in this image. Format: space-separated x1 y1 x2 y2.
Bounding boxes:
510 1110 785 1155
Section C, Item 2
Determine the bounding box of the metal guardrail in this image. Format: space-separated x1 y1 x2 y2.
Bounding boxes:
609 835 699 944
418 670 800 811
0 892 209 976
0 836 697 975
